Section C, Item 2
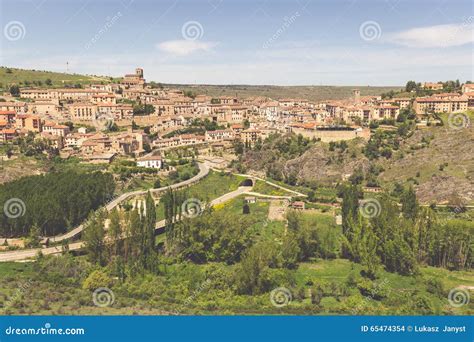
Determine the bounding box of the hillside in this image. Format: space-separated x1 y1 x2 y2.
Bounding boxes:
0 67 112 90
170 84 403 102
0 67 402 102
241 114 474 205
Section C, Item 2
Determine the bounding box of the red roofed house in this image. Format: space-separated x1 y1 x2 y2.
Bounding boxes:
0 129 17 142
43 122 70 137
137 153 162 169
0 111 16 124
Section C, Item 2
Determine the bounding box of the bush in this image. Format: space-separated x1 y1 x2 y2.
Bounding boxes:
82 269 112 291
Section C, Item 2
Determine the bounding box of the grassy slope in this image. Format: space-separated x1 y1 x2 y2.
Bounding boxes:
1 185 472 315
378 111 474 204
0 67 111 89
1 256 471 315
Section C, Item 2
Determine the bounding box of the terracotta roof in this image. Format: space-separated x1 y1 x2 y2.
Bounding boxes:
138 154 162 161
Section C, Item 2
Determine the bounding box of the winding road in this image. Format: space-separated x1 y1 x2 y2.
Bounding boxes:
41 162 210 244
0 183 254 262
0 162 298 262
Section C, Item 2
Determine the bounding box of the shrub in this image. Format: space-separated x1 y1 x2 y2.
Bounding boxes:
82 269 112 291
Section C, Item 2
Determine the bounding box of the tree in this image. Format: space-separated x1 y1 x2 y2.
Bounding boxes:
233 141 244 155
405 80 417 92
45 78 53 86
143 192 157 266
349 167 364 185
9 85 20 97
242 203 250 214
25 225 41 248
108 208 122 257
133 103 155 116
401 186 418 221
127 208 142 260
281 232 300 269
83 210 106 265
345 218 380 279
341 184 360 238
234 241 278 295
82 269 112 291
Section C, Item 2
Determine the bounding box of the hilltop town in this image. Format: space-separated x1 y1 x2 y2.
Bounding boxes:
0 67 472 317
0 67 472 171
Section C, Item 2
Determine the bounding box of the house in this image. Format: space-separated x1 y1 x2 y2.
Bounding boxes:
462 84 474 94
0 129 17 142
414 96 468 115
43 122 70 137
91 94 117 105
422 82 443 90
205 129 234 142
83 153 116 164
240 129 260 145
40 132 64 149
137 154 162 169
244 196 257 204
121 68 146 88
392 97 412 109
15 115 43 132
0 102 28 114
0 111 16 124
65 132 93 147
291 201 305 210
372 105 400 120
69 103 98 122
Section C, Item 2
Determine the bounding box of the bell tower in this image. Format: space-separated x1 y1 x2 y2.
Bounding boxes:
353 89 360 104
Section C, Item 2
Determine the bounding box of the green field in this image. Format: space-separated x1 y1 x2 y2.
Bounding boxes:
252 180 293 196
154 170 245 220
0 66 111 90
1 174 472 316
0 255 471 315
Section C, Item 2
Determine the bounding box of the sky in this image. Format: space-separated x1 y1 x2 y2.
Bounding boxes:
0 0 473 86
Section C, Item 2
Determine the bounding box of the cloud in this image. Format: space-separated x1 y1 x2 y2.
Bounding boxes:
157 40 217 56
387 21 474 48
